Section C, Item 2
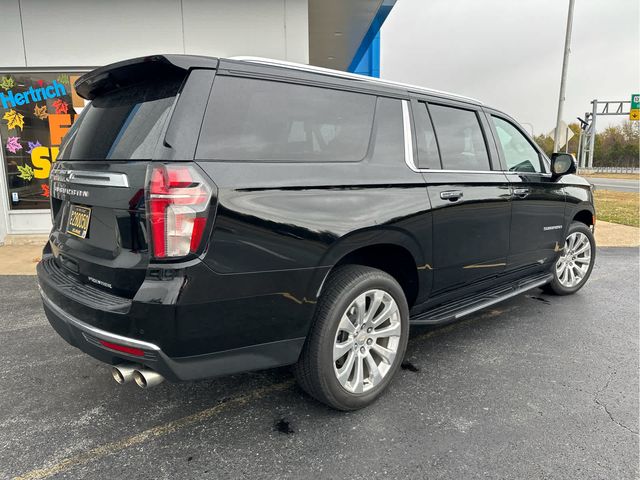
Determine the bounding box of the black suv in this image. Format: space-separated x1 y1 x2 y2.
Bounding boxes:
37 55 596 410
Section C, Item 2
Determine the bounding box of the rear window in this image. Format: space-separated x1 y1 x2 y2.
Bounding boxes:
58 75 184 160
196 76 376 162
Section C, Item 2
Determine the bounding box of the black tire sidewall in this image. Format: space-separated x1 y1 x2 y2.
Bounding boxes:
548 222 596 295
318 270 409 410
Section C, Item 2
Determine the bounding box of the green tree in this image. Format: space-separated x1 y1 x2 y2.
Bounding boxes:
593 121 639 167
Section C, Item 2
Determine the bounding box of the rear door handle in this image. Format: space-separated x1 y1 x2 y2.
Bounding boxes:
440 190 463 201
513 187 530 197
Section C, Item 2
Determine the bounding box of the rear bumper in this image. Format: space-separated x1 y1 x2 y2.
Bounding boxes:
36 252 316 381
40 286 305 381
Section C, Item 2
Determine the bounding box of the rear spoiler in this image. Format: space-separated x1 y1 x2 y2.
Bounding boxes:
74 54 219 100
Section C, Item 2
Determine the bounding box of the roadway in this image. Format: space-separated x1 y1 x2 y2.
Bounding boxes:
1 248 638 480
587 177 639 193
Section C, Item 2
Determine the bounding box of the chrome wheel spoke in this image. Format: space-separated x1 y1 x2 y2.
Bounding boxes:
574 262 588 276
352 354 365 393
336 350 356 386
333 340 352 361
556 262 567 276
364 353 383 385
574 255 590 265
337 313 356 335
371 343 396 365
370 300 396 327
354 294 366 324
364 291 384 324
370 321 401 339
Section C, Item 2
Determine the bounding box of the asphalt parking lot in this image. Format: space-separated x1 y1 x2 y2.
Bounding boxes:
1 248 638 480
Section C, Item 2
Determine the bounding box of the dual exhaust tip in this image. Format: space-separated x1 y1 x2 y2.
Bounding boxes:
111 364 164 389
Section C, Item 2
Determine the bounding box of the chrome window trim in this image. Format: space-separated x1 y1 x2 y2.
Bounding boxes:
401 101 543 176
401 100 420 173
423 169 509 175
39 287 161 351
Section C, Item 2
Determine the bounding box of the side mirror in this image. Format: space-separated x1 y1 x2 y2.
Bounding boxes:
550 153 576 178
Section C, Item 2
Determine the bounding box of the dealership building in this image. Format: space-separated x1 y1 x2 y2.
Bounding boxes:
0 0 395 244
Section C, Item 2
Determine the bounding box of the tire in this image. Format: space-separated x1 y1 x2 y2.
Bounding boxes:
543 221 596 295
294 265 409 411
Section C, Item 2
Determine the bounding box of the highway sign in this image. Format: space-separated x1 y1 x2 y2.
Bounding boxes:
631 94 640 121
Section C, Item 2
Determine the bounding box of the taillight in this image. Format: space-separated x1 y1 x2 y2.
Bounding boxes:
146 164 212 258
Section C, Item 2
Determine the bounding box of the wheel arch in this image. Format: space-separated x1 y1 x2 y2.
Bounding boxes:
573 208 595 227
314 227 427 309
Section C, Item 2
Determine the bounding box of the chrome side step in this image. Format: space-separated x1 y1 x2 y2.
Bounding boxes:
410 273 553 325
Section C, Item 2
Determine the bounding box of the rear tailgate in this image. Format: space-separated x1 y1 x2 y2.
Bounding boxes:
49 161 151 297
47 56 216 298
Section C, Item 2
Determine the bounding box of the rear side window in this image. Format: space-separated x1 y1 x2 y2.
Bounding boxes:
59 75 184 160
196 76 376 162
369 97 404 164
428 104 490 171
414 102 441 169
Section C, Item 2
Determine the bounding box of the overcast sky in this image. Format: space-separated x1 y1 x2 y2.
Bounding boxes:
381 0 639 136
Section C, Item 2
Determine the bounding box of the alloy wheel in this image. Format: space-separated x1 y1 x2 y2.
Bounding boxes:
332 289 401 394
556 231 592 288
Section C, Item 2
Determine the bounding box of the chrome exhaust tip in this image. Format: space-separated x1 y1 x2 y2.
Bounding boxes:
111 364 137 384
133 369 164 389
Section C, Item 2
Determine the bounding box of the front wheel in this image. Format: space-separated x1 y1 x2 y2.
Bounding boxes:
294 265 409 411
544 221 596 295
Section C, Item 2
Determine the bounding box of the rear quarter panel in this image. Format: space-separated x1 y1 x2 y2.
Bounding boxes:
170 160 433 355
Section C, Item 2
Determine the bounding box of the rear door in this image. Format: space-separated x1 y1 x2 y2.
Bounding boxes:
485 112 566 272
49 60 213 298
412 99 511 296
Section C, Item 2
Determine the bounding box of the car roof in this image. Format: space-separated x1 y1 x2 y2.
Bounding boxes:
76 54 484 107
224 56 483 106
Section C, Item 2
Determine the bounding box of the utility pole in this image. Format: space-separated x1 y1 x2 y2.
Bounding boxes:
553 0 576 153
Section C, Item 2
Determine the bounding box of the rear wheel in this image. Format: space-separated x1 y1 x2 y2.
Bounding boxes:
544 221 596 295
294 265 409 411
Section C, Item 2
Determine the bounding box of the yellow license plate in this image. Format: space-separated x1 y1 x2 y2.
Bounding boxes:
66 205 91 238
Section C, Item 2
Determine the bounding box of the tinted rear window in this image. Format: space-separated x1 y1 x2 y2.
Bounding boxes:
196 76 376 162
59 75 184 160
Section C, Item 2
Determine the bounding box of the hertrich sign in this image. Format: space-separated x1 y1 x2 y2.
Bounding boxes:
0 81 67 109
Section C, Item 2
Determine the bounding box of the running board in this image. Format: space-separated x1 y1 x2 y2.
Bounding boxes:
410 272 553 325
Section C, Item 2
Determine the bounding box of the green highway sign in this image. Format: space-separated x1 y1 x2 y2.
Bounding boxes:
631 94 640 121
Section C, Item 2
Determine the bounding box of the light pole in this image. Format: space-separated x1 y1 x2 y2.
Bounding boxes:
553 0 576 153
520 122 535 137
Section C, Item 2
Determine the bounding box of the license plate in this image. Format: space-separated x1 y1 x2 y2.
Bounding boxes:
66 205 91 238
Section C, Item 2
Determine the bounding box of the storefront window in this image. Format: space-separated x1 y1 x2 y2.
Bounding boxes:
0 72 87 210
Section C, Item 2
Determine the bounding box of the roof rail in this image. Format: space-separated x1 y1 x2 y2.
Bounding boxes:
227 56 482 105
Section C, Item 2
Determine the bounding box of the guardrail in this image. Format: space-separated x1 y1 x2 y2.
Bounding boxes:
579 167 640 175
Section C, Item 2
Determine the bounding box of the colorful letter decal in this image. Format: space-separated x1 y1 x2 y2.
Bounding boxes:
31 146 59 179
48 114 73 146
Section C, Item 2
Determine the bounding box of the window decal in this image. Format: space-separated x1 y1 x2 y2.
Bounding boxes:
0 71 87 209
